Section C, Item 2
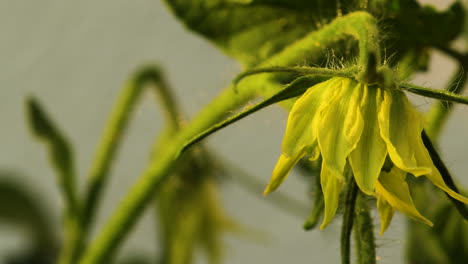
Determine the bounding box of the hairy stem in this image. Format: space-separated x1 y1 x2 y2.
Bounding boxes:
341 178 359 264
233 66 357 86
424 65 468 139
262 11 380 87
354 194 376 264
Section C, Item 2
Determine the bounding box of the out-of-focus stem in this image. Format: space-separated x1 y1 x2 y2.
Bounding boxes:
79 12 382 263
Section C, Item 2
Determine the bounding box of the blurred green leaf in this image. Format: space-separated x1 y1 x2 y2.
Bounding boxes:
376 1 464 70
0 171 57 262
155 146 230 264
25 97 77 214
392 2 464 46
406 181 468 264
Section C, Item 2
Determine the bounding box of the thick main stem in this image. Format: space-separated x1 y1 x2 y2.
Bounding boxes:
78 83 257 264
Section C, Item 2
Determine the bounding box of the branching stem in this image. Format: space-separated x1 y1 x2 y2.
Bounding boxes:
78 12 382 263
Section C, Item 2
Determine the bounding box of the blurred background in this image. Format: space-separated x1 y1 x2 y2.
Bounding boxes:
0 0 467 263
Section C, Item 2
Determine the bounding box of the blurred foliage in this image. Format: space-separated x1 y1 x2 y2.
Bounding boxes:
2 1 468 264
155 142 233 264
25 97 77 216
406 179 468 264
0 170 57 264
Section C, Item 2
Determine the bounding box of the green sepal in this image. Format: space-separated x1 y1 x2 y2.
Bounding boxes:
181 75 329 153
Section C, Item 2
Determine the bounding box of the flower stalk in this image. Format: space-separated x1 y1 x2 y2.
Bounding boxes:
354 194 376 264
341 176 359 264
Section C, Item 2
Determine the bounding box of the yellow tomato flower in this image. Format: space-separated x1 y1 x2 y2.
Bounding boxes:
264 77 468 233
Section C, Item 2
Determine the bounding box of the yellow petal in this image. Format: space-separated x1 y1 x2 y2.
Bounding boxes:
264 149 306 195
376 193 394 235
320 162 345 229
376 168 432 228
349 85 387 195
318 78 364 181
282 78 340 157
378 89 432 176
380 89 468 204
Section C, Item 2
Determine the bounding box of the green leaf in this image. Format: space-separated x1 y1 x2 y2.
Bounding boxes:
25 97 77 214
164 0 362 66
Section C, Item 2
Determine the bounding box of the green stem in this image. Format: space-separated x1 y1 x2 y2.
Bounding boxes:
399 79 468 105
26 97 79 264
58 216 82 264
82 66 178 228
354 194 376 264
421 130 468 219
425 45 468 139
78 12 382 262
64 69 159 263
78 82 258 263
341 177 359 264
147 67 183 130
424 65 468 139
26 97 78 218
82 74 147 229
233 66 357 86
262 11 380 86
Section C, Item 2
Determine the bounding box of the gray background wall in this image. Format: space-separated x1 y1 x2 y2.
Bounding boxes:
0 0 466 263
